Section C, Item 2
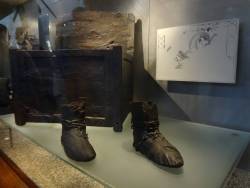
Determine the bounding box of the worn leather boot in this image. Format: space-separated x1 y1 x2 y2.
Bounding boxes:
131 101 184 168
61 100 96 161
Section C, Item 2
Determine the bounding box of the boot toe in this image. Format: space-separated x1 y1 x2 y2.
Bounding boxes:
148 143 184 168
161 149 184 168
76 147 96 161
61 134 96 162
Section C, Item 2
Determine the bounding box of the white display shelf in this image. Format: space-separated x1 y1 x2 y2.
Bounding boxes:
0 114 249 188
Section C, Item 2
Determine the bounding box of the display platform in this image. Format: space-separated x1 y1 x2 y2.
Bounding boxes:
0 114 249 188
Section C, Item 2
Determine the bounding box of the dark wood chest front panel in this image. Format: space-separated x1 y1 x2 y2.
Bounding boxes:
10 47 131 131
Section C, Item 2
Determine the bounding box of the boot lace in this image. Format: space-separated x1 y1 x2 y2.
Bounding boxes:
63 120 88 139
132 120 161 140
144 121 161 139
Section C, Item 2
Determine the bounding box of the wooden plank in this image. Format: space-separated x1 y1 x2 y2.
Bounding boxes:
17 48 113 57
56 10 135 57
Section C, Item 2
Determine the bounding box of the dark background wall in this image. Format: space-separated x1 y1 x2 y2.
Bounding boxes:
92 0 250 133
147 0 250 133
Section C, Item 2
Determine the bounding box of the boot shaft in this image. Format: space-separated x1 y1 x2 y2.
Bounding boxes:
61 100 86 121
131 101 159 128
61 99 87 131
131 101 160 145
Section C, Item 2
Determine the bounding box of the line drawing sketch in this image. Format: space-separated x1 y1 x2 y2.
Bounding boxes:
156 19 239 83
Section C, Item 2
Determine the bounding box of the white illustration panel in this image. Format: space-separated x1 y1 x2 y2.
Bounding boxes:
156 19 239 83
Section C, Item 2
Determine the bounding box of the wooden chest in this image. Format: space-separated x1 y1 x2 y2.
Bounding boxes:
10 46 132 131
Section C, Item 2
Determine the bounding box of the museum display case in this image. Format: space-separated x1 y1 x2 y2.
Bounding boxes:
0 0 250 187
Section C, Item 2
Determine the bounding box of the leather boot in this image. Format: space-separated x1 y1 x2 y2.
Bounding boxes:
61 100 96 161
131 101 184 168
